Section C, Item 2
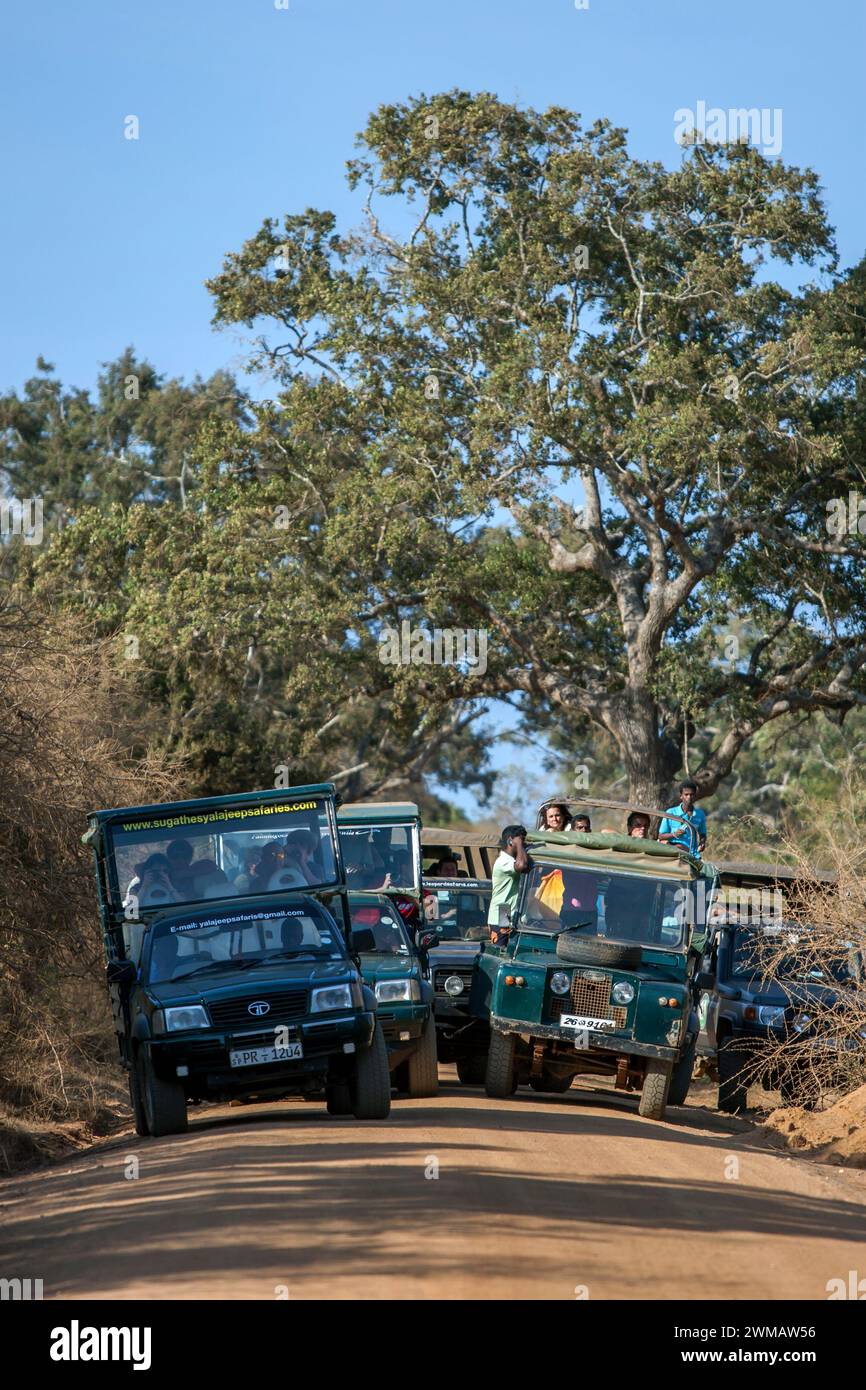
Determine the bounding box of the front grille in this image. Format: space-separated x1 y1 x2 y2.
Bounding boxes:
434 967 474 995
208 990 308 1030
549 970 628 1029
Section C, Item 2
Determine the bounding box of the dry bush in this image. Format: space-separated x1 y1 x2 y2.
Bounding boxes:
0 590 181 1165
726 766 866 1109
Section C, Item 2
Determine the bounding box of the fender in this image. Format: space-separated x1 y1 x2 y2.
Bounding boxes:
361 982 377 1013
420 978 435 1009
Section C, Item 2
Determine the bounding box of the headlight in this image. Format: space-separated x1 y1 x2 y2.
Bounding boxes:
375 979 420 1003
793 1012 812 1034
311 984 353 1013
612 981 635 1005
758 1006 785 1028
153 1005 209 1034
444 975 465 996
550 971 571 996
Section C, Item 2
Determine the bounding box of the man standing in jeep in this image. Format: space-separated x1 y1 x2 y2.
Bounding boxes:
487 825 533 943
658 780 708 857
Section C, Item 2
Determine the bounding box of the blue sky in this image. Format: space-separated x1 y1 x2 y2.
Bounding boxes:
3 0 863 815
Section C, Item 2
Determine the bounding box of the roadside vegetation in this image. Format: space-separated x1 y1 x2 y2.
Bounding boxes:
0 590 179 1170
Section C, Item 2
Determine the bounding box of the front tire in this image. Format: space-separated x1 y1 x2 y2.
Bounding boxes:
456 1054 487 1085
352 1024 392 1120
406 1014 439 1098
485 1029 517 1099
638 1059 672 1120
718 1036 749 1114
138 1050 187 1137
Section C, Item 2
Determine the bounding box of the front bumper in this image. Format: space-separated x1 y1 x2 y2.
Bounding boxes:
376 1001 428 1050
490 1014 680 1064
147 1009 376 1091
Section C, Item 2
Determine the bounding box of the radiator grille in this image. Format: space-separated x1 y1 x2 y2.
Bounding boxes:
208 989 308 1030
549 970 628 1029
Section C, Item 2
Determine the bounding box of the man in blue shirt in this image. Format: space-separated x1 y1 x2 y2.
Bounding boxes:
658 780 707 857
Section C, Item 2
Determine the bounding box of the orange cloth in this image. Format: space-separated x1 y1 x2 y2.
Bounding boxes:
536 869 565 913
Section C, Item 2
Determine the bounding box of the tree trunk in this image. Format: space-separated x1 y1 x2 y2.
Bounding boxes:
600 691 680 813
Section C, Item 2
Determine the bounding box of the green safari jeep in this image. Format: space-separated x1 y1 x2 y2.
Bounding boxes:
472 830 718 1119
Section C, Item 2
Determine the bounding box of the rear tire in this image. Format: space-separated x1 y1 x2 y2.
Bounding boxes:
352 1024 392 1120
718 1036 749 1114
638 1059 672 1120
556 934 642 971
485 1029 517 1099
138 1050 187 1137
129 1057 149 1136
456 1054 487 1085
406 1015 439 1098
668 1033 697 1107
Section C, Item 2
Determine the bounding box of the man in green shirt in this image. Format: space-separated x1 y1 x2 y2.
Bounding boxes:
487 824 533 943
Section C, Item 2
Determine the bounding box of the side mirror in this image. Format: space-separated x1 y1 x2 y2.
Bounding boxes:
694 970 715 991
417 930 440 951
106 959 136 985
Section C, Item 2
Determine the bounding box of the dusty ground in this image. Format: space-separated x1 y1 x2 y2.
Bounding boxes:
2 1068 866 1301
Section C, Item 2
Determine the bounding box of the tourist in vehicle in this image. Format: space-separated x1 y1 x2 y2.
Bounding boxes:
488 825 532 942
284 830 320 885
658 780 707 857
543 802 571 832
572 813 591 833
249 842 283 890
428 856 459 877
131 853 178 908
190 859 237 898
627 811 651 839
165 838 196 895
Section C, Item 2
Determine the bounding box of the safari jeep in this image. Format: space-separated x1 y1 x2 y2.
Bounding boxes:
471 830 718 1119
421 872 492 1082
348 893 439 1097
84 784 392 1135
338 801 424 936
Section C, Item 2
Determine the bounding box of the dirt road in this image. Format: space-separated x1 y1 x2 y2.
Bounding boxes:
3 1071 866 1300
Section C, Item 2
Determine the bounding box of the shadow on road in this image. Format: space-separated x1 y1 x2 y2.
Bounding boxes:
4 1090 866 1297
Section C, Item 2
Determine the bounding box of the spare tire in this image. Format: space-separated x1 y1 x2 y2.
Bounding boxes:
556 932 642 970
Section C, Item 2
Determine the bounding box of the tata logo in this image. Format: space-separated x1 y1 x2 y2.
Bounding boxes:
247 1000 271 1017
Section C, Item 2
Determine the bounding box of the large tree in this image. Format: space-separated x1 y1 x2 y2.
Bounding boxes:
206 91 866 805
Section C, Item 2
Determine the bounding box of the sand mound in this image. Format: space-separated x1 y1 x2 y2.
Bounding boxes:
765 1083 866 1167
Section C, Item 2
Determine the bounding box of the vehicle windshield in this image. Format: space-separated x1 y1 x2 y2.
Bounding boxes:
109 797 339 912
348 898 412 955
339 823 418 893
732 927 862 987
145 900 346 983
422 881 490 941
519 860 694 949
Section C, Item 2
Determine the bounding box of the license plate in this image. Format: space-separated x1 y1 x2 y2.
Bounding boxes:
559 1014 616 1033
229 1042 304 1068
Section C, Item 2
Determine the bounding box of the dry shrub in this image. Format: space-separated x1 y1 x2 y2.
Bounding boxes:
725 764 866 1109
0 590 181 1165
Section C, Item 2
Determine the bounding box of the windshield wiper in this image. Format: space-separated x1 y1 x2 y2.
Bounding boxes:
168 960 249 981
259 950 322 964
